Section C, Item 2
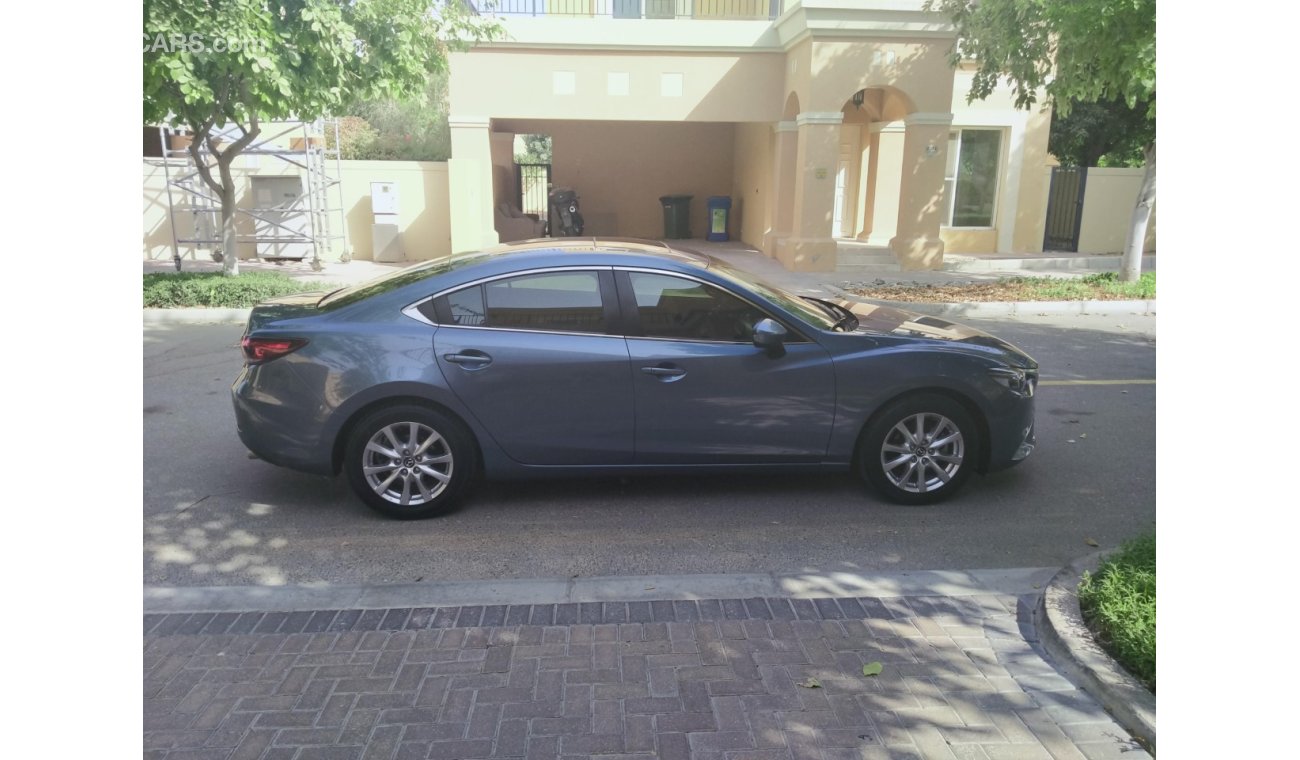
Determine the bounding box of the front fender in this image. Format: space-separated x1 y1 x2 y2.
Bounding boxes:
826 345 1011 462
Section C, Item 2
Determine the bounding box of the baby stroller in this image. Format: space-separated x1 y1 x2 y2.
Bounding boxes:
547 187 585 237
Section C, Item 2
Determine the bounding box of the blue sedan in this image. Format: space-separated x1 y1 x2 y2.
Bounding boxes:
233 239 1037 519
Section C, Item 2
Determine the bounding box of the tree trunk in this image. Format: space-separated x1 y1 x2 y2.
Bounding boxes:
220 184 240 276
1119 142 1155 283
216 155 241 276
185 118 261 277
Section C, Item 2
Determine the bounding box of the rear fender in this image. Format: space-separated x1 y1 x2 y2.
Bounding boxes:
322 381 514 475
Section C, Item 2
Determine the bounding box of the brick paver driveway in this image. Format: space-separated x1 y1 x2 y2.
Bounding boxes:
144 595 1148 760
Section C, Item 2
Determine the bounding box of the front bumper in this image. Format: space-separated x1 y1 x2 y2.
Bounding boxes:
1011 422 1036 462
984 394 1036 472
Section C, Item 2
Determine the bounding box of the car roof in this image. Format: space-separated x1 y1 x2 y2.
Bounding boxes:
478 237 711 268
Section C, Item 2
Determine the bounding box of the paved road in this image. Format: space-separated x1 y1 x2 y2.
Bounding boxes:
144 314 1155 588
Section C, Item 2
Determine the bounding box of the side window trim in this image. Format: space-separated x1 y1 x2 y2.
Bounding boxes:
427 267 620 337
613 268 808 344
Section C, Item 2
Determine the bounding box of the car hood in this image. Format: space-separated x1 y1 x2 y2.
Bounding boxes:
829 298 1037 368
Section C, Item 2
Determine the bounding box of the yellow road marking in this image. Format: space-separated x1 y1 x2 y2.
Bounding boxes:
1038 379 1156 387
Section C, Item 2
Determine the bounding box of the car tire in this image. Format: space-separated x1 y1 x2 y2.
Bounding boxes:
859 393 980 505
343 404 476 519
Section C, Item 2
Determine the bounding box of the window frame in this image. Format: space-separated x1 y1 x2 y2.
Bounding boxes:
407 266 623 338
942 127 1005 230
613 267 809 345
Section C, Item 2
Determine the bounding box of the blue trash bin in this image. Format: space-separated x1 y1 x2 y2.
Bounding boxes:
706 196 732 242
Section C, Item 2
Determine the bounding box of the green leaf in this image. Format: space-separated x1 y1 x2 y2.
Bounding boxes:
797 678 821 689
862 662 883 677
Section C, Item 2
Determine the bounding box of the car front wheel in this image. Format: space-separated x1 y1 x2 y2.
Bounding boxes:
860 394 979 505
343 405 475 519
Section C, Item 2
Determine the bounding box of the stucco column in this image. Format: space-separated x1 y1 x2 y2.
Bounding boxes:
776 111 842 272
889 112 953 270
862 121 905 245
763 121 798 258
448 116 498 254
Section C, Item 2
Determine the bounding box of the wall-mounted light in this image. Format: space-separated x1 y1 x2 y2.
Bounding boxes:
852 90 865 110
925 144 939 157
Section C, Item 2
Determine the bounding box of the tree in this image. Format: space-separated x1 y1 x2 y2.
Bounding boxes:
514 134 553 164
143 0 499 275
347 70 453 161
926 0 1155 281
1049 97 1153 169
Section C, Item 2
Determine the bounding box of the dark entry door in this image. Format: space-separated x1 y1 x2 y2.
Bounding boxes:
1043 166 1088 251
515 162 551 221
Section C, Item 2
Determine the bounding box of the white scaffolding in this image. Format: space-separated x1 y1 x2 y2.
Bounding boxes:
154 120 348 271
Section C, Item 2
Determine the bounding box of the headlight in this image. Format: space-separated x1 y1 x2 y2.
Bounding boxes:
989 366 1036 397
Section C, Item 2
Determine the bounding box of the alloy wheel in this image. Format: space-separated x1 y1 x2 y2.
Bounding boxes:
362 422 454 506
880 412 965 495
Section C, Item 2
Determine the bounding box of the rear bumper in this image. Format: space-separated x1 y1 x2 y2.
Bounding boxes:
232 368 334 476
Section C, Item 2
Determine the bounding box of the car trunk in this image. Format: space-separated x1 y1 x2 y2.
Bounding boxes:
245 291 329 332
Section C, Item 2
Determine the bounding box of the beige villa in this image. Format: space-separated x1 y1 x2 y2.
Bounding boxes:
144 2 1151 269
447 0 1055 272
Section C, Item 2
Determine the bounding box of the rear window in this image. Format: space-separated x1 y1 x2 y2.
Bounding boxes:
437 271 609 334
318 255 486 310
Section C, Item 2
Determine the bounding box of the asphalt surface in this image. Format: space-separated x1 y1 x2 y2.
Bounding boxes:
143 313 1156 588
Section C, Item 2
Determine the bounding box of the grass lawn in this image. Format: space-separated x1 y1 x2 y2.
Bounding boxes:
1077 531 1156 691
144 272 328 308
848 271 1156 303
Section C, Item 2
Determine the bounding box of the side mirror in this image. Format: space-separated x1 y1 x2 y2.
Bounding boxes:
752 318 788 355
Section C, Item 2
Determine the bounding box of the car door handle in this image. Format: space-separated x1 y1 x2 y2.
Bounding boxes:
444 351 492 368
641 365 686 379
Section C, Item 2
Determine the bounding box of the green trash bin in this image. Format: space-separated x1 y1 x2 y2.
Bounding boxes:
659 194 693 239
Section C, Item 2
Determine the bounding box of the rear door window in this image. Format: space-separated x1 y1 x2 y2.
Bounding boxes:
436 271 612 334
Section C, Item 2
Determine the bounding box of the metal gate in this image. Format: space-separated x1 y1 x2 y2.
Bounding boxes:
1043 166 1088 252
516 163 551 222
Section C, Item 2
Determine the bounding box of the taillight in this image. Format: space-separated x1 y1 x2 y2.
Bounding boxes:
241 336 307 365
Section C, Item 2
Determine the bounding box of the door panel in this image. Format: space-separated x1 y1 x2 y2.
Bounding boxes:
625 338 837 463
430 269 631 466
617 269 837 463
434 328 634 465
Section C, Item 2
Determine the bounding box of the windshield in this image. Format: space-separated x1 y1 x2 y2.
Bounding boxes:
708 260 840 331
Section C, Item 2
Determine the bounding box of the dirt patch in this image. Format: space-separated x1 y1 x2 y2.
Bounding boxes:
847 273 1155 303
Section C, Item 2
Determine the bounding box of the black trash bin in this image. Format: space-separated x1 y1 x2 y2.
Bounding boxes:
659 194 693 239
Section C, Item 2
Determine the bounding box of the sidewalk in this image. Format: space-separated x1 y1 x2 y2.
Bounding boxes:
143 243 1155 323
676 241 1153 295
146 242 1154 294
144 571 1150 760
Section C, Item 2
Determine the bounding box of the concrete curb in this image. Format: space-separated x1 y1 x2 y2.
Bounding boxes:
1036 552 1156 754
144 307 251 325
943 254 1157 273
144 566 1057 615
864 298 1155 318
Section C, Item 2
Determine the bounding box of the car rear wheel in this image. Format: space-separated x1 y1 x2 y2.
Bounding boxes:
343 405 475 519
859 393 979 505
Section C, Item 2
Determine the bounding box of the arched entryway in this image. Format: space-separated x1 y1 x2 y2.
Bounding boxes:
834 86 914 245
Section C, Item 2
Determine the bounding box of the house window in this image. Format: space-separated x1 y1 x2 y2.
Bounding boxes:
943 129 1003 228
